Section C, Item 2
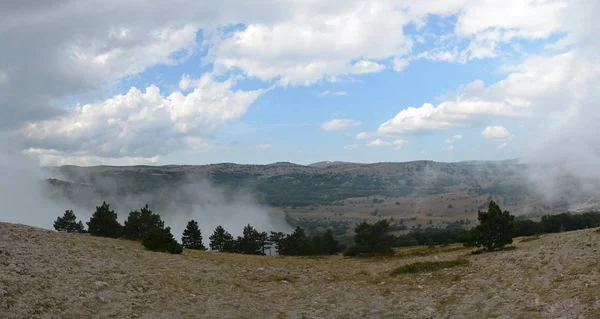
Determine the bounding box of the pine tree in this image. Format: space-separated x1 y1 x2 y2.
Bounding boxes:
142 226 183 254
209 225 234 252
53 210 85 233
86 202 122 238
181 220 206 250
122 204 164 240
471 201 516 251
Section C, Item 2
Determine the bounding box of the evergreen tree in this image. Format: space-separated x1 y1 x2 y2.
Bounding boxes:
470 201 516 251
181 220 206 250
122 204 164 240
86 202 122 238
344 219 394 256
269 231 285 254
279 226 310 256
53 210 85 233
142 226 183 254
233 224 267 255
209 225 234 252
321 229 342 255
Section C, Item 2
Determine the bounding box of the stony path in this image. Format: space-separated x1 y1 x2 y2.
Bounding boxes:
1 223 599 318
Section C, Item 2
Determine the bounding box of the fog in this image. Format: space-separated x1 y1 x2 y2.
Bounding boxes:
0 142 291 245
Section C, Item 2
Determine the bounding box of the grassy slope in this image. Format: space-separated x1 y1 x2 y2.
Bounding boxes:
1 223 600 319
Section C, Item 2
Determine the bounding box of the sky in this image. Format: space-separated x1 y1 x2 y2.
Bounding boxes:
1 0 599 166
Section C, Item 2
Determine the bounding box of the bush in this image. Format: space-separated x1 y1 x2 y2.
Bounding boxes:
181 220 206 250
53 210 85 233
86 202 122 238
122 204 164 240
142 226 183 254
469 201 515 251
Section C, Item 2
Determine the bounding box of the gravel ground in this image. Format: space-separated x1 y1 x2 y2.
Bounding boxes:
1 222 600 319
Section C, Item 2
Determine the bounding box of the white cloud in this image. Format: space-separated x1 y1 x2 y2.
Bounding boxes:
444 145 456 152
212 1 411 85
482 126 512 140
22 75 263 160
344 144 360 150
393 139 407 146
498 143 508 149
355 132 373 140
367 138 391 147
444 135 463 144
318 90 330 97
378 97 529 135
392 58 410 72
332 91 348 96
352 60 386 74
321 119 362 131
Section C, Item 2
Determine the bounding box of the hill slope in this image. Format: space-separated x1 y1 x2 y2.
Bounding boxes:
1 222 599 318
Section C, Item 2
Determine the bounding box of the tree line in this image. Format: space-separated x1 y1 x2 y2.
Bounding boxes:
54 200 600 257
53 201 342 256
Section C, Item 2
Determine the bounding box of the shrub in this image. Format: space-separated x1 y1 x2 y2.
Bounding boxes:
86 202 122 238
54 210 85 233
142 226 183 254
391 259 469 275
181 220 206 250
469 201 515 251
122 204 164 240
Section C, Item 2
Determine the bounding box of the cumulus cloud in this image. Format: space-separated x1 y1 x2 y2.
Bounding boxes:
21 75 263 162
498 143 508 149
355 132 373 140
482 126 512 139
321 119 362 131
444 135 463 144
367 138 391 147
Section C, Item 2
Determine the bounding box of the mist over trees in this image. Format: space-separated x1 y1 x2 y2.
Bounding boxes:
86 202 122 238
181 220 206 250
122 204 164 240
53 210 85 233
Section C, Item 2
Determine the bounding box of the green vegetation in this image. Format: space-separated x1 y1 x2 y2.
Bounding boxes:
391 259 469 275
209 226 235 252
181 220 206 250
274 227 341 256
86 202 122 238
142 226 183 254
122 204 164 240
467 201 516 251
344 220 394 257
53 210 85 233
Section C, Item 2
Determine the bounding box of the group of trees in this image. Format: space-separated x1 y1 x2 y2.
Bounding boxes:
207 225 342 256
55 199 600 257
55 202 184 254
53 202 342 256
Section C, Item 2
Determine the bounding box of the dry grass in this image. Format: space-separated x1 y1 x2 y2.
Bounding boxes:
391 259 469 275
1 223 600 319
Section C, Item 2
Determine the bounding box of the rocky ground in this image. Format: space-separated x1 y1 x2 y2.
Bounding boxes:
1 222 600 319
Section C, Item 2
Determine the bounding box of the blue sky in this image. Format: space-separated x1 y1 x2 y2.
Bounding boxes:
2 1 597 166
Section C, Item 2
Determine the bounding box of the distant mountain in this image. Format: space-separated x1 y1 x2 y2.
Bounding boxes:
42 159 597 216
307 161 354 168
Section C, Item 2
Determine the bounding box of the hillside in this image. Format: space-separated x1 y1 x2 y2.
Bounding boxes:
1 222 599 318
41 161 600 231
